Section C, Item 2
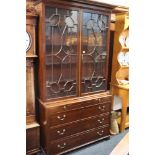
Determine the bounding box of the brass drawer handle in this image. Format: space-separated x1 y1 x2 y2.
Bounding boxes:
57 142 66 149
98 105 105 111
97 118 105 124
97 130 104 136
57 114 66 121
63 105 67 110
43 121 47 125
57 129 66 135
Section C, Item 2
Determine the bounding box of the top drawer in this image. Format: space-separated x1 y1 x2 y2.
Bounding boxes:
47 96 111 115
47 102 110 127
47 102 83 115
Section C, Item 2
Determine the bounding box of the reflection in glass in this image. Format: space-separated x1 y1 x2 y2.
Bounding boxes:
82 12 109 93
45 7 78 99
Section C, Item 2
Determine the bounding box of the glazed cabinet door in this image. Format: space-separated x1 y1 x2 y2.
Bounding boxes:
81 10 110 94
45 5 80 100
37 3 111 101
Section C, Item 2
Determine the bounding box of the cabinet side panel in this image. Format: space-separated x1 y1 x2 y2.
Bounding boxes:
39 100 48 153
35 3 46 101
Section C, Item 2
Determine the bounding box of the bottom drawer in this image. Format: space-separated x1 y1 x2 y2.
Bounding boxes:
48 125 109 155
26 123 40 154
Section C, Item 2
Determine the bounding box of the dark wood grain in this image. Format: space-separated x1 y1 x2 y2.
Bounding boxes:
49 114 110 141
38 93 111 155
48 125 110 155
26 123 40 155
35 0 113 154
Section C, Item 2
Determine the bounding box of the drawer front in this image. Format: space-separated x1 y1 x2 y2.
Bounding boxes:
82 99 99 107
81 114 110 129
81 102 110 118
47 97 111 115
49 114 110 141
48 102 82 115
99 97 111 103
48 102 110 127
48 126 109 155
48 108 82 126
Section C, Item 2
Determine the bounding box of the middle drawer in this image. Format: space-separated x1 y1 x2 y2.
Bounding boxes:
48 113 110 141
48 102 110 127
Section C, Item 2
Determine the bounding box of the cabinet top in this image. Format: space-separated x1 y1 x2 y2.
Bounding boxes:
26 2 38 16
34 0 117 10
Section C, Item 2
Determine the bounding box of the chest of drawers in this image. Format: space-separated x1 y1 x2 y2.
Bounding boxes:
39 93 111 155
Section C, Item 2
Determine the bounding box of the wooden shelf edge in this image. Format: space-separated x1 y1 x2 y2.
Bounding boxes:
26 55 38 58
111 84 129 90
26 122 40 129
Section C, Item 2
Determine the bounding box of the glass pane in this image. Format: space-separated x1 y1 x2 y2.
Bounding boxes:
45 6 78 99
81 11 109 93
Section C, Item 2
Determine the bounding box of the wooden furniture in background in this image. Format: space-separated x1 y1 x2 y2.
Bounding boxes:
111 84 129 132
26 123 40 155
107 6 129 90
35 0 114 154
26 4 40 155
111 13 129 132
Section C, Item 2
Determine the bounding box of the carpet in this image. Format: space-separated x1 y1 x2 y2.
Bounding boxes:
67 129 129 155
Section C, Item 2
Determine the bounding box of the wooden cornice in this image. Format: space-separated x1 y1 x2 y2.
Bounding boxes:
70 0 117 9
32 0 128 13
26 3 38 16
33 0 117 10
112 6 129 14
